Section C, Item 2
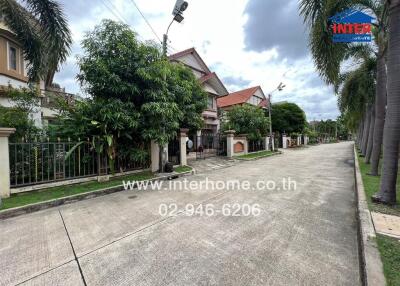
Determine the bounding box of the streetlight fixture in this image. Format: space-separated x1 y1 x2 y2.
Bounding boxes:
268 82 285 151
159 0 189 173
163 0 189 56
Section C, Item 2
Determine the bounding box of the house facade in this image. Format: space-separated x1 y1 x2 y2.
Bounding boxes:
0 20 72 128
169 48 229 135
217 85 268 112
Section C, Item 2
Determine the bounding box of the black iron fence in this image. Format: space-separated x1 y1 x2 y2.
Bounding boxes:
248 139 265 153
9 141 149 188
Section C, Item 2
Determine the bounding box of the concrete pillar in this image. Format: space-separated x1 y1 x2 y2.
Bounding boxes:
265 136 270 151
304 136 308 145
0 128 16 198
243 137 249 155
271 135 275 151
282 134 287 149
196 130 202 148
150 140 160 173
179 128 189 166
225 130 235 158
297 135 301 146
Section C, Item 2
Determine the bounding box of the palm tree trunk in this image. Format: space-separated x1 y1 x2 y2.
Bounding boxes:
358 116 365 150
365 104 375 163
370 52 387 175
361 105 371 156
373 0 400 205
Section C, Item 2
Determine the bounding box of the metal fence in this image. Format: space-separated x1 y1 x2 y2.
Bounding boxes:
248 140 265 153
9 141 149 188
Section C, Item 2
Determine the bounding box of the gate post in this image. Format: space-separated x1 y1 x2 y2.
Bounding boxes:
282 133 288 149
0 128 16 198
151 140 160 172
179 128 189 166
265 136 270 151
225 130 235 158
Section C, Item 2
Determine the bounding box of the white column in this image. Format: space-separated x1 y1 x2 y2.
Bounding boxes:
151 140 160 173
244 137 248 154
304 136 308 145
271 136 275 151
297 135 301 146
282 134 287 149
225 130 235 158
265 136 270 151
0 128 16 198
179 129 189 166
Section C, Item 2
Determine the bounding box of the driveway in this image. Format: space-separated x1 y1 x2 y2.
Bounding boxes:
0 142 360 286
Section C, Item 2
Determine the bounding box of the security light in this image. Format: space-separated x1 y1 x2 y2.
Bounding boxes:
174 13 184 23
172 0 189 16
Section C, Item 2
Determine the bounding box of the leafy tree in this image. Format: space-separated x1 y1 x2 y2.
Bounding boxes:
222 105 269 141
54 20 207 171
0 0 72 84
0 87 41 141
270 103 307 134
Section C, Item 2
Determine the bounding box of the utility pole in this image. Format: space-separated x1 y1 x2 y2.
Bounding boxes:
268 93 273 150
158 0 188 173
268 82 285 150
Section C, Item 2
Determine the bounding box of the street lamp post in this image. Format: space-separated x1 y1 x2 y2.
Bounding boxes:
163 0 188 56
159 0 188 172
268 82 285 151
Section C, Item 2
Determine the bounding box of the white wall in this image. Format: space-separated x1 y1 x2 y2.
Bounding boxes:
179 54 205 72
0 75 29 89
203 83 218 94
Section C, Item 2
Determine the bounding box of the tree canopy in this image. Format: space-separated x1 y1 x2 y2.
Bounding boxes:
222 105 269 141
271 103 307 134
53 20 207 168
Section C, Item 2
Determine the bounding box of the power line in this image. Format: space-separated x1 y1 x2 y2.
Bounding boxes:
103 0 130 24
127 0 162 43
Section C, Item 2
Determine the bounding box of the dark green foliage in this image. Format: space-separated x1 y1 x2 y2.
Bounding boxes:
0 87 41 141
270 103 307 134
53 20 207 168
222 105 269 141
0 0 72 84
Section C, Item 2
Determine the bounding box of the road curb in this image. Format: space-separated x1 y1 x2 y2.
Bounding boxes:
353 145 386 286
235 151 283 161
0 170 192 220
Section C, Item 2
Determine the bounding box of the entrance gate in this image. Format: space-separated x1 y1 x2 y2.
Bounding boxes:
195 133 226 159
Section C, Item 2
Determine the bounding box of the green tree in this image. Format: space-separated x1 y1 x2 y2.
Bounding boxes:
270 103 307 134
0 0 72 84
222 105 269 141
54 20 206 171
0 87 41 141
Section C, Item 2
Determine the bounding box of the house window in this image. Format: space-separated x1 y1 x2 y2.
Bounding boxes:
9 46 18 71
207 95 214 109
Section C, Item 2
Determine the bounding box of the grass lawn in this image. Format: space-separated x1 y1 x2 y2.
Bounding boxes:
174 165 193 173
376 234 400 286
0 171 154 211
236 150 275 160
357 152 400 216
356 150 400 286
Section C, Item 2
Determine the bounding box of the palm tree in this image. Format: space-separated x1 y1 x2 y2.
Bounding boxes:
372 0 400 205
369 2 388 174
0 0 71 85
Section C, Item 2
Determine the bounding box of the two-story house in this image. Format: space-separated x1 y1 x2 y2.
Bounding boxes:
0 19 72 128
168 48 229 136
216 86 268 112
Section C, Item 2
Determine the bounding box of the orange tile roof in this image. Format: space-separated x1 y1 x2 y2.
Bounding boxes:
217 86 261 108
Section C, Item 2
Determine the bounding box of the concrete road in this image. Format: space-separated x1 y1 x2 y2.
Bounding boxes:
0 142 360 286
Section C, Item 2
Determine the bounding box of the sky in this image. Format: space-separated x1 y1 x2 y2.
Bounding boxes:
53 0 340 121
